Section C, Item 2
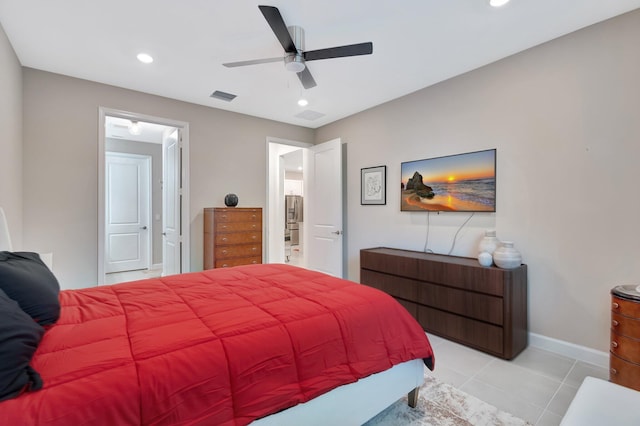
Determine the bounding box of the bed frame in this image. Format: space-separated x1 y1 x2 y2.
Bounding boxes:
254 358 424 425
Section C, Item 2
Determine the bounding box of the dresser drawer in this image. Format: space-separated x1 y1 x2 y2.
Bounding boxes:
360 250 418 277
215 232 261 245
360 269 418 301
215 210 261 223
416 282 503 325
612 296 640 318
610 352 640 391
612 312 640 340
216 221 261 232
417 305 503 356
215 244 261 259
215 256 262 268
610 330 640 363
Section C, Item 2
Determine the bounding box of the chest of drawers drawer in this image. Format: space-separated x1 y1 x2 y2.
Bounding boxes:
215 244 261 259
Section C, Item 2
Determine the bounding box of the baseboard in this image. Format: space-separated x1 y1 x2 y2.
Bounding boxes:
529 332 609 369
151 263 163 271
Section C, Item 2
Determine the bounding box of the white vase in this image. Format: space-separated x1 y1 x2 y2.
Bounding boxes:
478 251 493 267
493 241 522 269
478 229 499 255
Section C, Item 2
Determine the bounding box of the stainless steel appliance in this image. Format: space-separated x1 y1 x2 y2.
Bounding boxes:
285 195 303 245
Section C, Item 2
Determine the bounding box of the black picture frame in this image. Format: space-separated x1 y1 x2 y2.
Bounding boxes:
361 166 386 205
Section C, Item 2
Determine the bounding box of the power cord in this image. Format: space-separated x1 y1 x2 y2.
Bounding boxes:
423 212 433 253
447 212 475 255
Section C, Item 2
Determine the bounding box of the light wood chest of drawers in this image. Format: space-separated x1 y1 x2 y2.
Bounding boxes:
203 207 262 269
610 285 640 391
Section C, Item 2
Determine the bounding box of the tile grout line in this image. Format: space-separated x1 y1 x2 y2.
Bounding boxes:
533 359 579 425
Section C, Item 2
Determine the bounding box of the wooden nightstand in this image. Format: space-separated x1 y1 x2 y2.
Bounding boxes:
610 285 640 391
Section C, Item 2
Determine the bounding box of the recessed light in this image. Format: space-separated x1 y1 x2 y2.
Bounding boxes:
137 53 154 64
297 98 308 107
489 0 510 7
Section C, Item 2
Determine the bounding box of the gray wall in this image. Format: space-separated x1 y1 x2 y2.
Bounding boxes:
22 69 314 288
106 138 163 265
315 10 640 352
0 23 23 247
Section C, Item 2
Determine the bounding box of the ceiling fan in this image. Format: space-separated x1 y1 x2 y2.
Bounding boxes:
223 5 373 89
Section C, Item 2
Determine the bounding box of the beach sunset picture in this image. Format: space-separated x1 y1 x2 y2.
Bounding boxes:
401 149 496 212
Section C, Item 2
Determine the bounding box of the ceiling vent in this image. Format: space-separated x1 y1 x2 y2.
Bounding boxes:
210 90 237 102
295 110 325 121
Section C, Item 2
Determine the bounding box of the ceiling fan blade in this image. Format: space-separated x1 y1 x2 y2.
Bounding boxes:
223 57 283 68
304 42 373 62
258 5 297 53
297 67 317 89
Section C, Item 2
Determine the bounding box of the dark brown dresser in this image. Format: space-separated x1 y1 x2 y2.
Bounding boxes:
360 247 528 359
610 285 640 390
203 207 262 269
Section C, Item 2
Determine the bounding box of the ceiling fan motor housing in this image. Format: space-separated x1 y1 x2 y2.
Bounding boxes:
284 26 306 72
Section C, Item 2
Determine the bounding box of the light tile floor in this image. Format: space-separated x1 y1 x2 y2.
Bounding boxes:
104 267 163 285
426 333 609 426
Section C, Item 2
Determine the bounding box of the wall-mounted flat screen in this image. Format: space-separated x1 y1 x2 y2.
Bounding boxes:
401 149 496 212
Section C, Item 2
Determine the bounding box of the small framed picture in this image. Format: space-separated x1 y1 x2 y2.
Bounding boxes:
361 166 386 205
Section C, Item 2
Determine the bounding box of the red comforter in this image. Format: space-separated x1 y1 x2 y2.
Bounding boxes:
0 264 434 425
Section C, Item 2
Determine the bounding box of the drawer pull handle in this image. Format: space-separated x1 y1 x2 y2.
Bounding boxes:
612 320 619 327
252 215 256 219
222 225 227 229
222 250 228 255
612 302 619 309
222 238 228 242
252 235 256 240
222 264 228 267
252 261 257 264
252 247 257 252
611 368 618 375
252 224 257 229
611 341 618 348
222 215 227 219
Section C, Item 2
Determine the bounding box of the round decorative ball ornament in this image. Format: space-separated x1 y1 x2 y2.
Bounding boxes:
478 251 493 267
224 193 238 207
492 241 522 269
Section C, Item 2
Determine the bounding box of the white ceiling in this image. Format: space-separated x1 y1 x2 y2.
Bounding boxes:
2 1 639 129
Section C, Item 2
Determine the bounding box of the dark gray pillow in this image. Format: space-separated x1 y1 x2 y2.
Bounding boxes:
0 288 44 401
0 251 60 326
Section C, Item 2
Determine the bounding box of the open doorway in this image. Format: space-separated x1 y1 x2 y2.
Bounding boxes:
266 137 345 277
266 138 311 266
98 108 190 285
282 149 304 266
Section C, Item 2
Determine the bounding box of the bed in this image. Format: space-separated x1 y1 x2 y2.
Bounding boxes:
0 256 434 425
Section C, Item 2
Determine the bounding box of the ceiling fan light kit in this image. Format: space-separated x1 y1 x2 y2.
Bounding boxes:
223 5 373 89
285 53 306 73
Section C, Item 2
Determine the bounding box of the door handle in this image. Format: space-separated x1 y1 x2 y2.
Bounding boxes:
140 226 148 230
162 232 167 236
332 230 342 235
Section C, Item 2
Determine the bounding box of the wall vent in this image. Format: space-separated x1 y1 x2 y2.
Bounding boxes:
295 110 325 121
210 90 237 102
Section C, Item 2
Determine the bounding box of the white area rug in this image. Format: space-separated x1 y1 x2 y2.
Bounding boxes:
365 375 532 426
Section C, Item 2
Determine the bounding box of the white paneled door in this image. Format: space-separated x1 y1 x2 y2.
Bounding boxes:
304 138 343 277
162 129 181 276
105 152 151 273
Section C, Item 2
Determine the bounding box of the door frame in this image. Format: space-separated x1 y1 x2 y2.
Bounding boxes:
266 137 312 264
98 107 191 285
